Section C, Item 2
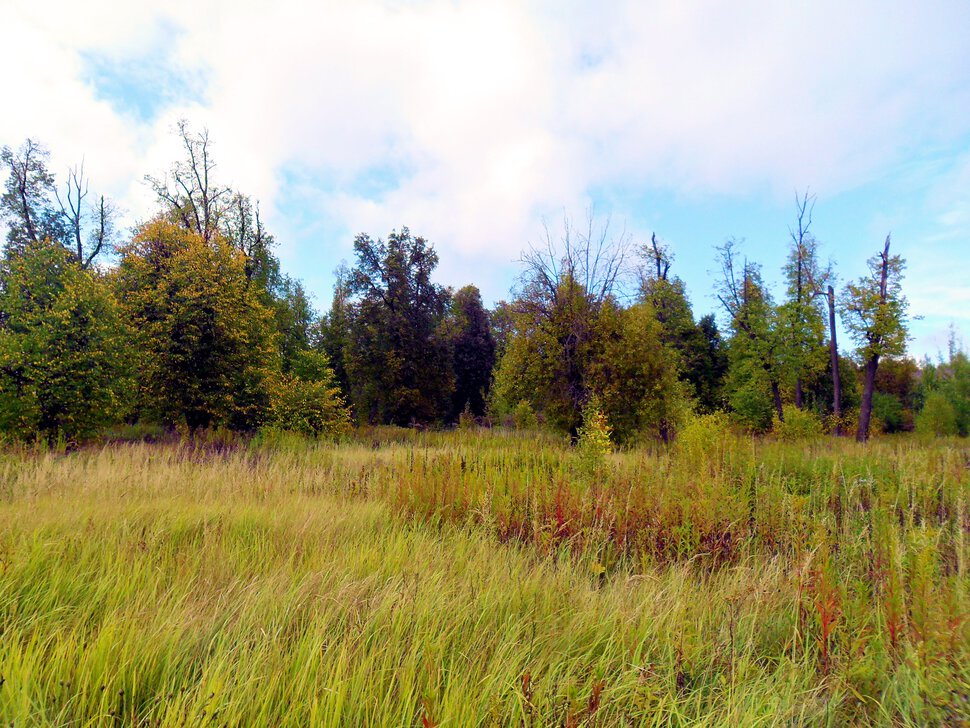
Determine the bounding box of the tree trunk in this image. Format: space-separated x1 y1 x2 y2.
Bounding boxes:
857 237 892 443
795 379 804 409
827 285 842 434
771 380 784 422
857 355 879 442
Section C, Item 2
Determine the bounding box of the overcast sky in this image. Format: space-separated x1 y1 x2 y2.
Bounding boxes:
2 0 969 357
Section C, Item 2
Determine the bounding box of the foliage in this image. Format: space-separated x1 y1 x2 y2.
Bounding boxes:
265 349 352 437
488 299 515 358
274 277 315 373
777 193 830 408
0 239 130 442
317 263 353 398
576 397 613 471
497 213 630 435
725 362 775 433
457 401 477 430
589 301 688 443
674 411 736 463
1 139 115 268
113 219 278 430
839 237 909 441
267 375 351 439
638 235 727 413
771 404 823 441
444 285 495 420
839 241 909 364
494 275 683 443
491 274 593 434
511 399 538 430
716 239 785 424
871 391 905 433
345 228 454 426
917 343 970 436
0 139 64 253
915 391 959 436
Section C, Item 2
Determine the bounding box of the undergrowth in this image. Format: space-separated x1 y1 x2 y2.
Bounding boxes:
0 431 967 725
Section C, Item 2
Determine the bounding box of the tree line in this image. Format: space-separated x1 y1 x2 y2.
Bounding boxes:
1 126 967 446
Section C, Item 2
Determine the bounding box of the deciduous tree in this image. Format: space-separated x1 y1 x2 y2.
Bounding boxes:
715 239 784 428
113 219 278 430
0 239 129 442
778 192 830 409
839 235 909 441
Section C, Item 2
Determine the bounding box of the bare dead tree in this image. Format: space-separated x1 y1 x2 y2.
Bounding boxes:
145 120 230 242
516 208 631 316
647 232 672 281
53 161 114 269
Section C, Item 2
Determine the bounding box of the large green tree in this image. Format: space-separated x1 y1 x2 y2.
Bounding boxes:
715 239 784 429
445 285 496 420
497 214 630 436
0 238 129 442
839 235 909 442
638 234 726 412
344 227 453 425
778 193 830 410
493 216 684 443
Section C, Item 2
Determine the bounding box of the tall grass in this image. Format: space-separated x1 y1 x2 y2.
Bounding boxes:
0 432 967 725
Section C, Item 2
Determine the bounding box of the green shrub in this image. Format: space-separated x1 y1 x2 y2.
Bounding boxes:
512 399 538 430
268 374 351 438
772 405 823 441
675 411 735 464
915 392 958 436
728 380 774 433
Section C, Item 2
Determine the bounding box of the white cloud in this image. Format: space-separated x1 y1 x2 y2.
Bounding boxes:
2 0 970 294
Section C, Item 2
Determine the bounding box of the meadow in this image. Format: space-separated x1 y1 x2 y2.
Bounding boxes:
0 426 967 726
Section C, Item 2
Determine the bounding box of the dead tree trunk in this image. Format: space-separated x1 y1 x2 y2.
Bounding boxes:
771 380 784 422
827 285 842 434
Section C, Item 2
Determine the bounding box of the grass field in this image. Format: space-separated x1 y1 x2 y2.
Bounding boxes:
0 428 968 726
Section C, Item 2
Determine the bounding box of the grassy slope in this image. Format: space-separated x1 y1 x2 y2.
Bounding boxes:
0 432 968 726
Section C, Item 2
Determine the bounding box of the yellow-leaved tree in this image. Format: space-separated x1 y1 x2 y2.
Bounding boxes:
113 219 278 431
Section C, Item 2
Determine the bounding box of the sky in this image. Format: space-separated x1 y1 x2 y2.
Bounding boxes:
2 0 969 358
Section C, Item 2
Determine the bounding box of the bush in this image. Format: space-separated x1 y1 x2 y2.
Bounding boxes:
772 405 823 441
577 398 612 471
675 412 735 464
268 374 351 438
728 381 774 433
512 399 538 430
915 392 959 436
872 392 906 433
458 402 477 431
